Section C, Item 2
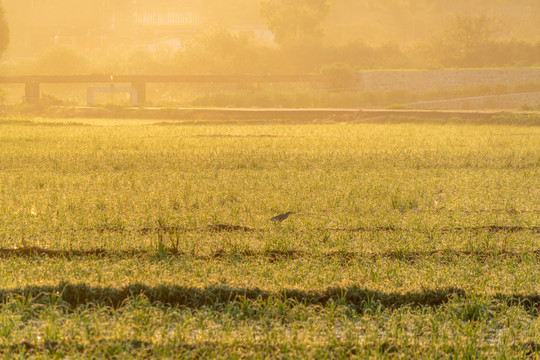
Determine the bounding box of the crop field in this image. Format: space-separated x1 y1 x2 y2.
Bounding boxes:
0 115 539 358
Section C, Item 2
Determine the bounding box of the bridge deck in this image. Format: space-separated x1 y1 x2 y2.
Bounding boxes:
0 74 319 84
0 74 320 105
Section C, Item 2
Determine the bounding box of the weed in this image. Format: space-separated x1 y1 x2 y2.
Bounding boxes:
0 117 537 357
391 194 419 214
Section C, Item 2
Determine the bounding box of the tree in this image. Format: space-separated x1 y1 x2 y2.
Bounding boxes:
176 30 262 74
424 14 501 67
0 0 8 59
259 0 330 46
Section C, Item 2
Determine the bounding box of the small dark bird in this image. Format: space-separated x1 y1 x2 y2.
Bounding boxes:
270 211 293 223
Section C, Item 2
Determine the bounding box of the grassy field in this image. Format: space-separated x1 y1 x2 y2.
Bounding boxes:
0 116 539 358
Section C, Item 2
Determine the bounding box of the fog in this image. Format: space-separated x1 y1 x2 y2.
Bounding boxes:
0 1 538 115
3 0 540 59
0 0 539 107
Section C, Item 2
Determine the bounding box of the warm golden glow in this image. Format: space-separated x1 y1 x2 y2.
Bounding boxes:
1 0 539 71
0 0 539 108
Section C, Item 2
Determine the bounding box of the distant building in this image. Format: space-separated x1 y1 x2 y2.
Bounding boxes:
4 0 204 56
230 25 275 44
131 5 202 51
134 10 200 27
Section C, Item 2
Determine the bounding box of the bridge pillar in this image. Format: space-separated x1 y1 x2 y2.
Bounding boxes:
132 82 146 105
24 82 40 104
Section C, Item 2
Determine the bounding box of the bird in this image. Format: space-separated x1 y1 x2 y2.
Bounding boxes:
270 211 293 223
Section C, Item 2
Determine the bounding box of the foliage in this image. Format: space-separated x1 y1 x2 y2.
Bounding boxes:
320 63 356 90
0 118 538 357
187 82 540 109
173 35 410 75
259 0 330 46
1 32 539 78
422 14 504 67
33 46 91 75
176 30 263 74
0 0 8 60
325 0 540 45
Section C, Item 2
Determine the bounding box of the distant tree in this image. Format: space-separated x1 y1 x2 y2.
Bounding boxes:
259 0 330 46
35 46 91 75
176 30 262 74
320 62 356 90
0 0 9 59
425 14 501 67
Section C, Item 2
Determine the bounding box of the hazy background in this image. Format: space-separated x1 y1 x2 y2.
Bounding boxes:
0 0 539 108
2 0 540 73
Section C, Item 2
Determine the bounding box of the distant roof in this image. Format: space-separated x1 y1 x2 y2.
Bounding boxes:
134 11 200 26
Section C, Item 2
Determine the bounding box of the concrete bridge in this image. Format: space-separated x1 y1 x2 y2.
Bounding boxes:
0 74 320 105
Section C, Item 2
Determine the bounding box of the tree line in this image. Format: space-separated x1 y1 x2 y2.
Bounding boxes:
1 0 539 71
0 0 8 60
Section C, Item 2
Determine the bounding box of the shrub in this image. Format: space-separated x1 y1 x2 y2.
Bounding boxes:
320 63 357 91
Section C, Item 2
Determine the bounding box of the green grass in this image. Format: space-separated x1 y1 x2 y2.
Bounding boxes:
0 116 539 358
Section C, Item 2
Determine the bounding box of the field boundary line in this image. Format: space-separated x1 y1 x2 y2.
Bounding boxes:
26 224 540 235
1 282 540 312
2 247 540 262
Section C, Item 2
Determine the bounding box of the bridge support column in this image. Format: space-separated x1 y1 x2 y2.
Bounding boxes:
24 82 40 104
132 82 146 105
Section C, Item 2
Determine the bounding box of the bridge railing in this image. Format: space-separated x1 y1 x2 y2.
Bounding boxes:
0 75 320 105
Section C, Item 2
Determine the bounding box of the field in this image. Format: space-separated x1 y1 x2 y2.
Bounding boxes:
0 115 539 358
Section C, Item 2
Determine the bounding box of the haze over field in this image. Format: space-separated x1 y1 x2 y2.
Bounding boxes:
0 0 539 72
1 0 540 109
1 1 540 358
